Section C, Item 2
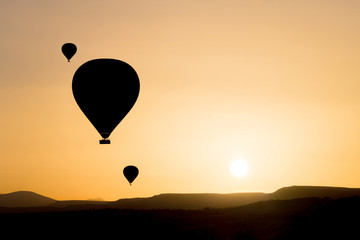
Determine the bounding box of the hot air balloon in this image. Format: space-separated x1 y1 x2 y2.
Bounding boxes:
123 165 139 185
62 43 77 62
72 58 140 144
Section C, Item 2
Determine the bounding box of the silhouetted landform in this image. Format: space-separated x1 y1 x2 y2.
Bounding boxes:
271 185 360 199
1 196 359 239
48 200 110 208
1 185 360 210
108 192 266 210
0 191 55 207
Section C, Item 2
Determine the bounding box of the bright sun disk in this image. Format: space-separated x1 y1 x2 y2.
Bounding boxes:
229 159 249 177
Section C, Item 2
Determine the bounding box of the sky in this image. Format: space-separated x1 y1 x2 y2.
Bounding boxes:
1 0 360 201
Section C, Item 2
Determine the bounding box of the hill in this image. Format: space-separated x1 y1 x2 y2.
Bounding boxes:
269 185 360 200
107 185 360 210
2 185 360 210
108 192 266 210
0 196 359 239
0 191 56 207
50 200 109 208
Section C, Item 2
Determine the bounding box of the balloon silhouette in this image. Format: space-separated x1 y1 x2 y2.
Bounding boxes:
72 58 140 144
123 165 139 186
62 43 77 62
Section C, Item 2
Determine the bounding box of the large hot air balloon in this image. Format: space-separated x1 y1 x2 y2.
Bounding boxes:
62 43 77 62
123 165 139 186
72 58 140 144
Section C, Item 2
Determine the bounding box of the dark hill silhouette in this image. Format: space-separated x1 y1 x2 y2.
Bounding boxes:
0 191 55 207
50 200 109 208
108 192 266 210
106 185 360 210
269 185 360 200
1 196 359 239
2 185 360 210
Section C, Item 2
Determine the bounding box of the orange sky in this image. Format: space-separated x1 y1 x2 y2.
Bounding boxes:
1 0 360 201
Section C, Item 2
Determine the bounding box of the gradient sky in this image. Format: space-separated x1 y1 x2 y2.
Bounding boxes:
1 0 360 201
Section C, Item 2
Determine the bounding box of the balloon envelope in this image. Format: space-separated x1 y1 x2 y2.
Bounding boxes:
123 165 139 185
72 58 140 143
61 43 77 62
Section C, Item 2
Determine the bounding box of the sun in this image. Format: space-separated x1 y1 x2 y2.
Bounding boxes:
229 158 249 177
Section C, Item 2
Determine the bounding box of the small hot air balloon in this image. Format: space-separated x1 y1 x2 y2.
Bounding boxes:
123 165 139 186
62 43 77 62
72 58 140 144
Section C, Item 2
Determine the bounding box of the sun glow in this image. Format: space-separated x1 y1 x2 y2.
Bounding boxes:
229 158 249 177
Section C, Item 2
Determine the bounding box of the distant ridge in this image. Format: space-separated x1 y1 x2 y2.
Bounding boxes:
108 185 360 210
0 191 56 207
108 192 266 210
2 195 360 239
2 186 360 209
270 185 360 200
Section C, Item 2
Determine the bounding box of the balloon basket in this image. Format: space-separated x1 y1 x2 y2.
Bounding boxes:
100 139 111 144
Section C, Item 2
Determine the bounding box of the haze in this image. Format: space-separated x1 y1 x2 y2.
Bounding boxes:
1 0 360 200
